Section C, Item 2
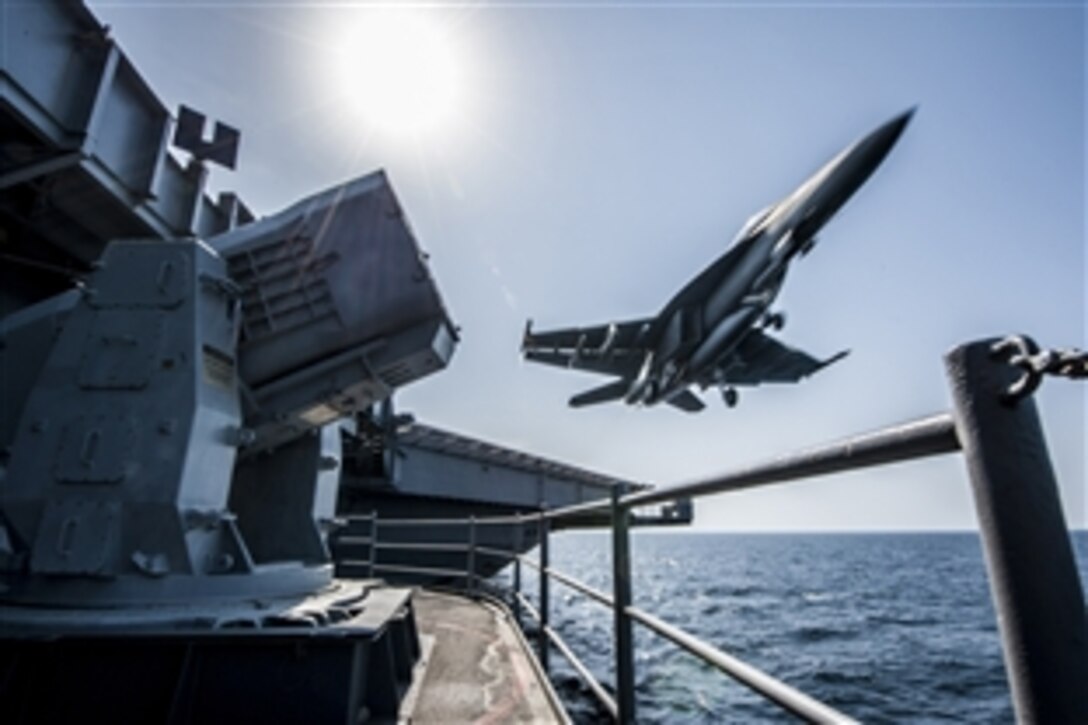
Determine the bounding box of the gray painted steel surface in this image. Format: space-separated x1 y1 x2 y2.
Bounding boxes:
0 1 254 314
213 172 457 454
1 581 422 724
333 417 691 582
344 417 645 510
0 168 458 607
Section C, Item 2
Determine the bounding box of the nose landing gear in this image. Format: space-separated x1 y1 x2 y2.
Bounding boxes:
722 387 739 408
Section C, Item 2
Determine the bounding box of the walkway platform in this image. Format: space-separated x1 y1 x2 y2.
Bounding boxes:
401 590 567 724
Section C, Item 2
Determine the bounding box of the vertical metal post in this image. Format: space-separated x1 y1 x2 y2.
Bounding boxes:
538 513 550 674
467 515 477 595
611 487 636 725
946 339 1088 724
513 515 523 625
368 510 378 579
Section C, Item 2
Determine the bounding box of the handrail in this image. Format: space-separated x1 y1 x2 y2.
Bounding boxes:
361 515 525 527
544 625 619 721
545 567 612 608
372 562 469 580
376 541 468 553
625 605 857 724
348 412 959 530
475 545 519 559
330 413 959 721
516 554 541 571
533 412 959 522
619 412 959 509
516 591 541 624
330 339 1087 724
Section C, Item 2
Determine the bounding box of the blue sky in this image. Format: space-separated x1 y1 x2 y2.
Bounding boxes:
90 0 1085 530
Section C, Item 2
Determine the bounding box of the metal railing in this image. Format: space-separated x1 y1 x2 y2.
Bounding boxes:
332 338 1087 724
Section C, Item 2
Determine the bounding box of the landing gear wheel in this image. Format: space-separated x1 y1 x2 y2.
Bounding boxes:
762 312 785 330
722 387 738 408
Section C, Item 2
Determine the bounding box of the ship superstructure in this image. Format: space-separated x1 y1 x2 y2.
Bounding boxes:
0 2 683 721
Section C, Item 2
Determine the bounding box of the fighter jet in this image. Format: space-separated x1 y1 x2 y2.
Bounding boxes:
521 109 914 412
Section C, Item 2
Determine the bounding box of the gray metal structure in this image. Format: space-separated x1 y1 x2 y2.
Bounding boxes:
0 3 673 720
0 158 460 718
0 5 458 720
335 412 691 581
0 169 456 606
0 1 254 315
522 109 913 412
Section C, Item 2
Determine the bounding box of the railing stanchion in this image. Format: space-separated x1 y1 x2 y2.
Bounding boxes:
611 487 636 725
368 509 378 578
513 514 523 625
538 512 550 674
467 515 477 595
946 339 1088 724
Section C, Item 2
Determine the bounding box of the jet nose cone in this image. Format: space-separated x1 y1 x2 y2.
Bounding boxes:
870 106 913 152
882 106 916 145
853 106 916 176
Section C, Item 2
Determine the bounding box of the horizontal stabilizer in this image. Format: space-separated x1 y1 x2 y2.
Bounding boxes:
569 380 630 408
666 389 706 412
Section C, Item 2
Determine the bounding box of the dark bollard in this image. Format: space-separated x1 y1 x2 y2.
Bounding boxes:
945 339 1088 724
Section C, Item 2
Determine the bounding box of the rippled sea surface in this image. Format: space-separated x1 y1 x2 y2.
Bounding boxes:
495 531 1088 724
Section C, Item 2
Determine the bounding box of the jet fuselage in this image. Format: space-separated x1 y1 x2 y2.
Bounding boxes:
521 109 914 412
634 109 915 407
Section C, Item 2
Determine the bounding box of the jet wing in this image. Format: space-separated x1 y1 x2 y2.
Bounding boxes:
650 233 761 337
715 330 849 385
522 318 651 377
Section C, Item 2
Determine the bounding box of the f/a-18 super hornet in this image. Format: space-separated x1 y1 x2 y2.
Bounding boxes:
521 109 914 411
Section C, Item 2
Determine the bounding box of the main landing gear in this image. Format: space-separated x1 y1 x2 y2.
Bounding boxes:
762 312 786 331
722 387 739 408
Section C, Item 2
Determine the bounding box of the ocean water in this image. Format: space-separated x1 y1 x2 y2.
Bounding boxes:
495 531 1088 724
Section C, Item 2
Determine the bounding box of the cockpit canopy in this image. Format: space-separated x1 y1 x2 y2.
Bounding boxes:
732 204 774 244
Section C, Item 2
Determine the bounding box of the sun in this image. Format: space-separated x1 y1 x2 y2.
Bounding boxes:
327 10 467 143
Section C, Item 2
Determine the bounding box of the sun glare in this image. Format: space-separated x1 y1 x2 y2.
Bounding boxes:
327 10 467 143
